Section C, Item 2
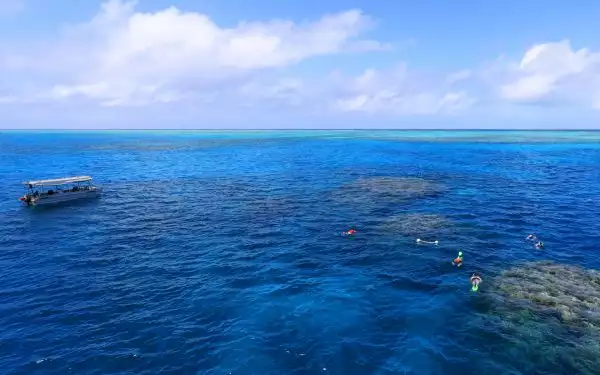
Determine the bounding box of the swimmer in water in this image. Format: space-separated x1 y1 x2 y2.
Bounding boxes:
344 229 357 236
535 241 544 249
470 273 482 292
526 234 537 241
452 251 463 267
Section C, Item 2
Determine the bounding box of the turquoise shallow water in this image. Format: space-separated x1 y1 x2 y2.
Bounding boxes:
1 130 600 375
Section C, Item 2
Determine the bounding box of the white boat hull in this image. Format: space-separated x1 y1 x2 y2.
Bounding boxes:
26 188 102 206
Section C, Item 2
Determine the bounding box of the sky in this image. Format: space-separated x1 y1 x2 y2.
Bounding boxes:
1 0 600 129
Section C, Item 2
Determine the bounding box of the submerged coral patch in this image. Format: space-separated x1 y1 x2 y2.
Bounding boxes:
469 261 600 375
333 177 446 208
491 261 600 327
349 177 445 199
377 213 450 237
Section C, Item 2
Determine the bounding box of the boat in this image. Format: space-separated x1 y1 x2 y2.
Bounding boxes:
19 176 102 206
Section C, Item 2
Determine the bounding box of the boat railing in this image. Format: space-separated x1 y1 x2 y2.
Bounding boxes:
19 176 100 205
27 184 96 197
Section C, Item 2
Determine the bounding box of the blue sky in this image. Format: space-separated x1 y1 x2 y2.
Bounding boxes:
1 0 600 129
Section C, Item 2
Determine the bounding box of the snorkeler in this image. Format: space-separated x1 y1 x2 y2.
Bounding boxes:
470 273 482 292
452 251 463 267
416 238 439 245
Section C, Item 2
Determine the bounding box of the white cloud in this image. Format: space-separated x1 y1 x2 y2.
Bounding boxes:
497 40 600 107
3 0 387 107
50 82 183 107
445 69 472 84
0 0 24 15
500 74 556 101
334 90 474 115
239 78 305 105
4 1 600 125
220 64 477 117
0 95 17 103
329 65 475 115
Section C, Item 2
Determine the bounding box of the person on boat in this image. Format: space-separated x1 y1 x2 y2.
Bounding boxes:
452 251 463 267
470 273 482 292
535 241 544 249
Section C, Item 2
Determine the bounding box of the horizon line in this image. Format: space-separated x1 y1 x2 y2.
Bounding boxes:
2 128 600 131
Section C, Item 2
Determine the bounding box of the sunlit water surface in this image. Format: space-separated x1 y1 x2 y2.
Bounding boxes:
1 130 600 375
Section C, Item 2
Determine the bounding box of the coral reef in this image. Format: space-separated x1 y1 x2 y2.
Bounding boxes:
377 213 450 237
333 177 446 207
348 177 444 200
491 261 600 327
474 261 600 375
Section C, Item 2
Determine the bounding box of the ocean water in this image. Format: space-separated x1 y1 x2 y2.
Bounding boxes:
1 130 600 375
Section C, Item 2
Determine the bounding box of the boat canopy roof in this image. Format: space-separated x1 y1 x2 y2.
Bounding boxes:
24 176 92 187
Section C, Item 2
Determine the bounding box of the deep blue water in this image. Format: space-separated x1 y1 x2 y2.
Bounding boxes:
1 130 600 375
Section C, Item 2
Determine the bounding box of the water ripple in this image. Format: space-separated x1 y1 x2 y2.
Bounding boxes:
1 131 600 374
